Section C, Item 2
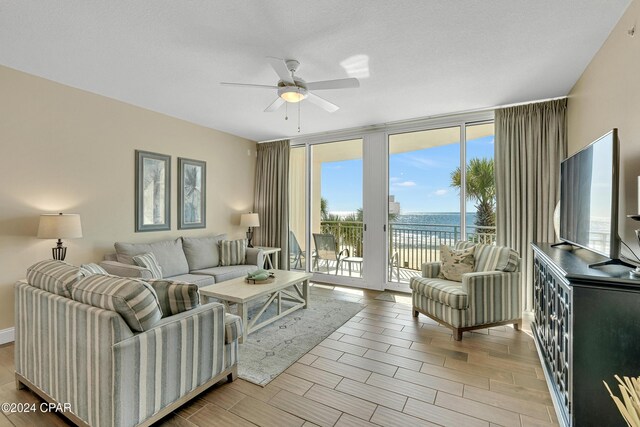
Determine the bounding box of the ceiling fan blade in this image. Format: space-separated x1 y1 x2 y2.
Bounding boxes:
220 82 278 89
307 92 339 113
264 97 285 112
306 78 360 91
266 57 294 85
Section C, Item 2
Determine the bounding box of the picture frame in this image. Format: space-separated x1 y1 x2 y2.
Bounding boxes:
135 150 171 232
178 157 206 229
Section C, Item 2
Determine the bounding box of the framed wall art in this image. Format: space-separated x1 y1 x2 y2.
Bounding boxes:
178 157 206 229
135 150 171 232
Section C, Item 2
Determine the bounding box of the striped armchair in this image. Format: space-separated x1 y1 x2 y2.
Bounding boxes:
15 280 240 427
410 242 521 341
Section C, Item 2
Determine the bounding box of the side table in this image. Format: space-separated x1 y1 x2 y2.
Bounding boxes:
254 246 282 269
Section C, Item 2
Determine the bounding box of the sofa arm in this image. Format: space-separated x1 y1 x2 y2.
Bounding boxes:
421 262 442 278
462 271 521 323
225 313 243 344
100 260 153 279
246 247 265 269
112 302 230 425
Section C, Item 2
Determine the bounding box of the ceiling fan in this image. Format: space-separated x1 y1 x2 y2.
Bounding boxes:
220 57 360 113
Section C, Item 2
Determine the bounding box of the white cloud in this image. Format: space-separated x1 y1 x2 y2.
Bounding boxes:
434 189 448 196
393 181 417 187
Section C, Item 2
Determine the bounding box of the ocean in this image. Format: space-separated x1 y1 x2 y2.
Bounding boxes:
393 212 479 234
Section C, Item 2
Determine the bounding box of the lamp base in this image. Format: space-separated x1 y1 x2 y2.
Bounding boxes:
246 229 254 248
52 239 67 261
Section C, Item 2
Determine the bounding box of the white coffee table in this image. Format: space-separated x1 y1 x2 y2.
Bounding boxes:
199 269 312 343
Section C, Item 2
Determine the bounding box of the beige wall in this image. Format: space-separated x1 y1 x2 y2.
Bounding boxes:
0 65 256 330
568 0 640 252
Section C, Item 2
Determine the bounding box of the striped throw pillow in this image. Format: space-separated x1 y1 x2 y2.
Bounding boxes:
71 275 163 331
26 259 83 298
148 279 200 317
474 244 520 273
219 239 247 266
132 252 163 279
80 263 108 276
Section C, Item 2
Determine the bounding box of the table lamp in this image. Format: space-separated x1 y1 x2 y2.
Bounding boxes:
37 213 83 261
240 213 260 247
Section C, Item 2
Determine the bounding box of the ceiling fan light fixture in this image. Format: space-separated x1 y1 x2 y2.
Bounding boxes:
278 86 307 103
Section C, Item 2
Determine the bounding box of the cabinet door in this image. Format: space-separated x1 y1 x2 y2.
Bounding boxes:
554 280 572 420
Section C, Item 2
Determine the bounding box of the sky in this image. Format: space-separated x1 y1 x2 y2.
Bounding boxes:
321 134 495 214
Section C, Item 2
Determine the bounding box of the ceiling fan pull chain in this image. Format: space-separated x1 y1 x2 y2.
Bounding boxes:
285 102 288 121
298 96 301 133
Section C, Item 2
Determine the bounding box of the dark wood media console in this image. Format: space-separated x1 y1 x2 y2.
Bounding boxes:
531 243 640 427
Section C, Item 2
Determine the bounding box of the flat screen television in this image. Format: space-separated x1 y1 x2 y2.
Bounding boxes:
559 129 620 261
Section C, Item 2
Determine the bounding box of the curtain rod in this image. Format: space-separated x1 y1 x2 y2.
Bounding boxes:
257 96 568 144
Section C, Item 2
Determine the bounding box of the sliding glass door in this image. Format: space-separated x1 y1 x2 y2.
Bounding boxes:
387 122 495 286
288 114 495 291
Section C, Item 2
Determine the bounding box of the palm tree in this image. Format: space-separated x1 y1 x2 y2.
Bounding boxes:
451 158 496 234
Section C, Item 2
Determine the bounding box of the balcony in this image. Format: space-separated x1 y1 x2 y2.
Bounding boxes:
302 220 497 282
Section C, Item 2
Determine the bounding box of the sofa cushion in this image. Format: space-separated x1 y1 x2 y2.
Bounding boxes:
148 279 200 317
224 313 243 344
80 263 108 276
26 260 82 298
438 245 475 282
219 239 247 266
410 277 468 309
133 252 163 279
169 273 216 287
71 275 163 332
182 234 226 271
114 238 189 277
192 265 258 283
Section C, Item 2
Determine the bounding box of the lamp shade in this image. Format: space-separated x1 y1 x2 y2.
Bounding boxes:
240 213 260 228
37 213 83 239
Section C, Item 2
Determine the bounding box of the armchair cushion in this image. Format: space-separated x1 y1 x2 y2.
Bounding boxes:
438 245 475 282
410 277 468 309
219 239 248 266
71 275 163 332
148 279 200 317
26 259 82 298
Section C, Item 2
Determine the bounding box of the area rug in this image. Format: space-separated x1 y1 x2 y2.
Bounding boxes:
235 289 364 386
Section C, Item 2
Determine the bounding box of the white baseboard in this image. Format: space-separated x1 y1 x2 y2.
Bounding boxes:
0 327 15 345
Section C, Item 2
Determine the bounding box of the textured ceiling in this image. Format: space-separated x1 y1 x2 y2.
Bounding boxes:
0 1 631 141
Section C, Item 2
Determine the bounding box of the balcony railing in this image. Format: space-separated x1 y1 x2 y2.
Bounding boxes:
318 220 497 274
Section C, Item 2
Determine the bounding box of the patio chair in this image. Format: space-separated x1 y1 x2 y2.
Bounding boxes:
312 233 350 274
289 231 306 270
389 251 400 281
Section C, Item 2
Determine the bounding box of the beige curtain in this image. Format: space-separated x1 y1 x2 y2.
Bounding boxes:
253 140 290 268
495 99 567 313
